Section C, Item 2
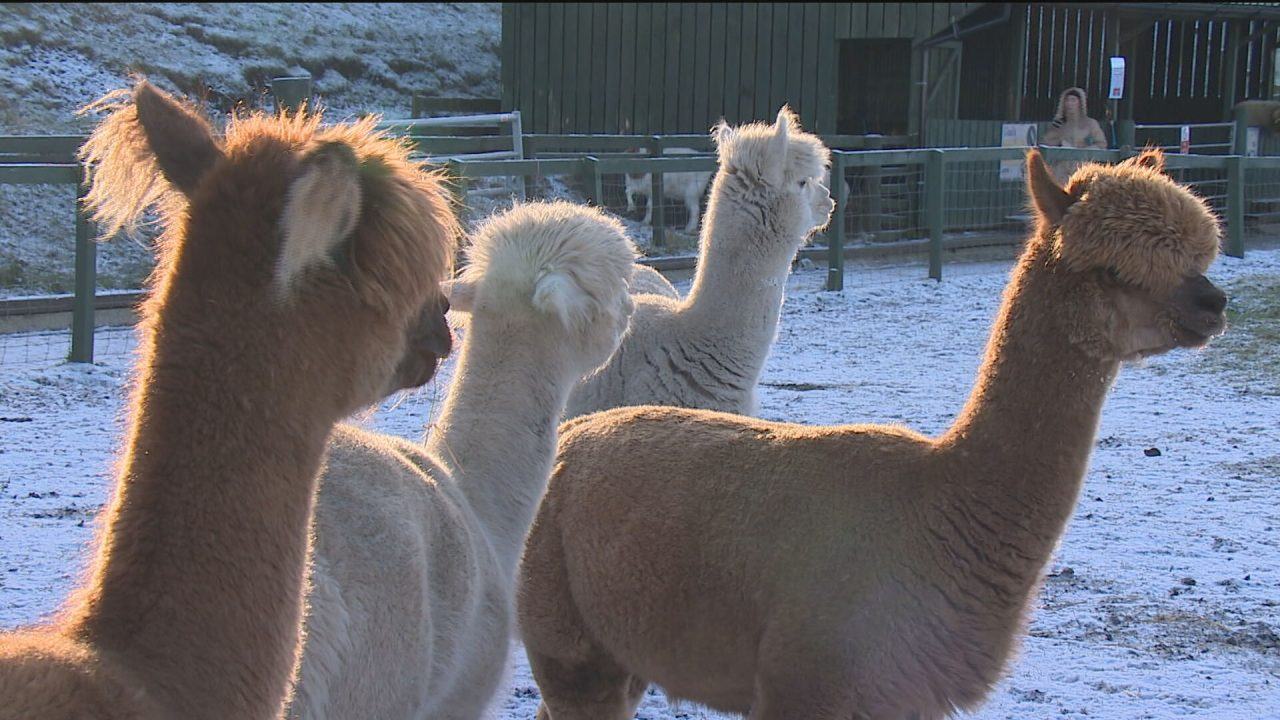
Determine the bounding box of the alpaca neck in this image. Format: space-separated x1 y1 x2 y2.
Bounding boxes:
683 184 797 354
939 243 1119 563
425 317 572 581
67 305 330 719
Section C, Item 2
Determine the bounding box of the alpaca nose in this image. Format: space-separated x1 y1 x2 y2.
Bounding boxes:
1195 285 1227 314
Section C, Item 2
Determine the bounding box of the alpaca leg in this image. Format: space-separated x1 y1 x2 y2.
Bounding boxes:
528 649 647 720
642 197 653 226
747 627 859 720
683 190 701 233
521 512 646 720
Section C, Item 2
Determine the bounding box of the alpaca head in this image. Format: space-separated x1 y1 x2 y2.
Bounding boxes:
1026 148 1227 361
78 80 460 416
710 106 834 252
442 201 637 378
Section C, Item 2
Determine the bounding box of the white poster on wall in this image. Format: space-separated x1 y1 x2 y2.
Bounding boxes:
1109 57 1126 99
999 123 1038 182
1273 48 1280 97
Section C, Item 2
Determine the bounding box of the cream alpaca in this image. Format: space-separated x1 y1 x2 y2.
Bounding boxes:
518 149 1227 720
629 263 679 298
0 81 457 720
565 107 834 419
288 202 636 720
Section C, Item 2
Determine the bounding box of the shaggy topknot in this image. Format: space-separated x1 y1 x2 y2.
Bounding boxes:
1055 151 1221 294
457 201 638 328
77 80 460 314
712 106 830 185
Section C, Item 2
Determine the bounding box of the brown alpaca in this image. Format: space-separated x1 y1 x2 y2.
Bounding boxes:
517 149 1228 720
0 81 458 720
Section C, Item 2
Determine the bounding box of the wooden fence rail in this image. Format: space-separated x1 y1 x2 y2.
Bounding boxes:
2 138 1274 363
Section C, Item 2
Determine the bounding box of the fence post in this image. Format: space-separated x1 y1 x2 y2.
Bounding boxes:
1226 155 1245 259
582 156 603 207
270 75 312 114
1232 104 1249 156
444 159 468 218
1116 119 1136 150
511 110 528 200
826 152 847 291
649 135 665 248
925 149 945 281
70 163 96 363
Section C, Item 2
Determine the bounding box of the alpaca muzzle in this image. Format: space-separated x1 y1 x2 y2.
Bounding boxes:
1171 275 1228 346
389 301 453 392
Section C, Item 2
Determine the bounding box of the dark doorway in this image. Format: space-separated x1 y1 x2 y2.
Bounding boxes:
838 38 913 135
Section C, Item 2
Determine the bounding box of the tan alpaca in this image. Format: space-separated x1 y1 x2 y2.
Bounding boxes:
0 81 458 720
288 202 636 720
517 149 1227 720
565 107 834 419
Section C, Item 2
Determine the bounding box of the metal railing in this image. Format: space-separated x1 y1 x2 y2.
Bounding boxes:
1132 122 1236 155
3 140 1276 365
824 146 1256 290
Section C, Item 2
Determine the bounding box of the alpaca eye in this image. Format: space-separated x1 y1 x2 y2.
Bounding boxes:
798 179 808 188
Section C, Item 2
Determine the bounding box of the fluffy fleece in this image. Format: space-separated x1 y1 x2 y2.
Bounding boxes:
564 107 834 419
516 148 1229 720
1054 151 1221 294
289 201 635 720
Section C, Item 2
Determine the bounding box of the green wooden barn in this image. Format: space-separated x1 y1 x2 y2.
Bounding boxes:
500 3 1280 142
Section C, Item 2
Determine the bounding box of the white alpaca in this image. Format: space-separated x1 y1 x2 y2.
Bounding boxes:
629 263 679 299
287 202 636 720
624 147 714 234
565 107 833 419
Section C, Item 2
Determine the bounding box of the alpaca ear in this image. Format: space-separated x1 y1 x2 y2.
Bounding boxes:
133 81 223 196
276 141 364 296
1026 149 1075 225
710 119 733 149
533 270 592 328
440 278 477 312
1122 148 1166 174
765 106 793 184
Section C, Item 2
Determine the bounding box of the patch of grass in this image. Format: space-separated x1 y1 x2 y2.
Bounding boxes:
0 254 72 295
1197 273 1280 394
642 228 700 256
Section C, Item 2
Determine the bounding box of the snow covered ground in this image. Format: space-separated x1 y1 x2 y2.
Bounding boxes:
1 248 1278 718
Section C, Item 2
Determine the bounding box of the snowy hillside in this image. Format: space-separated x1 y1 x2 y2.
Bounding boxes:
0 2 501 297
3 250 1278 719
0 3 500 134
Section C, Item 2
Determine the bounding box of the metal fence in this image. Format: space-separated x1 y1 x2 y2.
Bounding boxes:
823 146 1261 290
1 140 1275 366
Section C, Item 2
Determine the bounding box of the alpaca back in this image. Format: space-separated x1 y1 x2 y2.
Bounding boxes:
291 426 505 720
565 295 760 418
629 264 680 299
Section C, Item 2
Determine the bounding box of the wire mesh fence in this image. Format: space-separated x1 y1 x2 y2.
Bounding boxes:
596 158 715 254
5 145 1280 369
941 159 1030 238
1243 165 1280 240
835 161 927 245
1171 166 1230 216
0 322 136 368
